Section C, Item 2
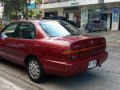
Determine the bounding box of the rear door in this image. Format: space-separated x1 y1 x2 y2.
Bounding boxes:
12 22 36 64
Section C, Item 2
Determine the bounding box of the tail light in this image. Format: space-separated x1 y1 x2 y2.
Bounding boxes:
62 49 80 59
62 44 106 60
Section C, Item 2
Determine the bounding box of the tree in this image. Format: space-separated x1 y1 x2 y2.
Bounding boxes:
23 0 42 19
0 0 25 19
34 0 42 9
35 0 42 4
0 0 42 20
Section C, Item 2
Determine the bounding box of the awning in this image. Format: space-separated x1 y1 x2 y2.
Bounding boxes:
99 8 112 14
89 8 112 15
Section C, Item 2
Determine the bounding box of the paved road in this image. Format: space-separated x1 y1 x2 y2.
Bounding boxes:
0 30 120 90
85 30 120 46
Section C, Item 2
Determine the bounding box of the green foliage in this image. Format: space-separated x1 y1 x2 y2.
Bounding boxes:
29 10 41 19
0 0 42 19
35 0 42 4
0 0 25 19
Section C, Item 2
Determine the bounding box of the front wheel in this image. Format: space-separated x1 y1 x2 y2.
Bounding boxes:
27 57 46 83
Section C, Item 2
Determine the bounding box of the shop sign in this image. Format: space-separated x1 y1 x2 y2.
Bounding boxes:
88 7 100 14
64 7 79 12
71 2 79 6
112 7 120 22
28 3 38 10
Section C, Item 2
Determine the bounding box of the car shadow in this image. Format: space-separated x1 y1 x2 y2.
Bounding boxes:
41 70 105 89
0 58 26 72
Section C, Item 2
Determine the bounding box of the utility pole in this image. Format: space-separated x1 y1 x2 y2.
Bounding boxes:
98 0 106 20
98 0 105 11
25 0 29 20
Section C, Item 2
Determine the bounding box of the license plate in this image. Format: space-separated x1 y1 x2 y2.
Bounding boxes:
88 60 97 69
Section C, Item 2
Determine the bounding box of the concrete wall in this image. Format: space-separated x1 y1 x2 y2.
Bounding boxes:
40 0 80 9
81 7 88 27
42 10 45 17
40 0 120 9
80 0 120 5
58 8 64 16
0 5 3 18
107 14 111 30
69 13 74 21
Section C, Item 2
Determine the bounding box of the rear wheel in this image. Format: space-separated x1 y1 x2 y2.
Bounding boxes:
27 57 46 83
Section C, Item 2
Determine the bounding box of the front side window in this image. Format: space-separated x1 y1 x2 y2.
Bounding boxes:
40 21 80 37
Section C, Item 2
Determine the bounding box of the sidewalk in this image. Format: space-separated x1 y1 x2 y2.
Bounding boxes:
85 30 120 46
0 77 24 90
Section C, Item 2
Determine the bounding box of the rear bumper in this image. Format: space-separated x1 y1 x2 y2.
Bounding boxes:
43 51 108 76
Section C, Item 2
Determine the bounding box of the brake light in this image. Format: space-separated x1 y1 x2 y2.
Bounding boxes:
80 44 105 52
63 50 79 59
62 44 105 60
63 50 79 55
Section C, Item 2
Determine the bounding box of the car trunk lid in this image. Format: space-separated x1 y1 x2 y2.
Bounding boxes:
56 35 106 59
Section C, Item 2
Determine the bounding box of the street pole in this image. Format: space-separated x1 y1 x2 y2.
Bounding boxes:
98 0 105 11
25 0 29 20
98 0 105 20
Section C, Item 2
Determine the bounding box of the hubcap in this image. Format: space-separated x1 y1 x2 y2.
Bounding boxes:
29 60 40 79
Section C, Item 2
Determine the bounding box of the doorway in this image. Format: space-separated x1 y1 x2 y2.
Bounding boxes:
45 12 58 17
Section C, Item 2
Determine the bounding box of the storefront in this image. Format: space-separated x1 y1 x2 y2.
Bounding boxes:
42 8 64 18
88 7 112 30
81 6 114 30
44 11 58 17
81 2 120 30
63 6 81 27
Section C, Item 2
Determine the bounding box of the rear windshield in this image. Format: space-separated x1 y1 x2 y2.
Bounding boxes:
39 21 80 37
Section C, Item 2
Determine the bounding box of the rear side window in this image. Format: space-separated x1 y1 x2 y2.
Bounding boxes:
19 23 36 39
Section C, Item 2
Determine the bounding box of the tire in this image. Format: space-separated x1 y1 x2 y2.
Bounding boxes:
27 57 46 83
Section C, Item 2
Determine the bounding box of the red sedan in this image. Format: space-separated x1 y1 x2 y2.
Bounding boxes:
0 20 108 83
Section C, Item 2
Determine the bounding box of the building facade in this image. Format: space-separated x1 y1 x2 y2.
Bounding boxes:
0 4 3 19
40 0 120 30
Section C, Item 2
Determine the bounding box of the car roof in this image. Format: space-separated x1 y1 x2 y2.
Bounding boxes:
42 16 67 20
17 19 59 23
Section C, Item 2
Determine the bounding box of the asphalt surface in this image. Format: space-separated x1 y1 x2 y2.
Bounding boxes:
0 30 120 90
85 30 120 46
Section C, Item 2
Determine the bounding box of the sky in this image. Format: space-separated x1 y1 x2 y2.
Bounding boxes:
31 0 35 3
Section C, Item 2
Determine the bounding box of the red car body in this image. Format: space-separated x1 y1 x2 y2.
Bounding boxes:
0 20 108 77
